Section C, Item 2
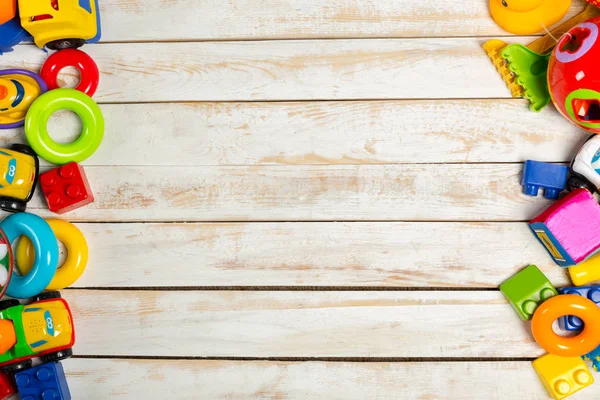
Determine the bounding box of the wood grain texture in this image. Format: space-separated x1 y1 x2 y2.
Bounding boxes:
6 39 531 102
65 359 600 399
2 100 584 166
66 290 543 358
17 164 551 222
98 0 586 41
73 222 566 288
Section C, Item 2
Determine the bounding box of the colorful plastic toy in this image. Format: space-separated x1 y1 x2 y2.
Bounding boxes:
0 213 58 299
583 344 600 372
18 0 101 50
0 371 16 400
0 292 74 374
521 160 568 199
15 361 71 400
532 353 594 400
25 89 104 165
548 17 600 134
39 163 94 214
569 253 600 286
558 285 600 331
40 49 99 97
499 265 558 320
489 0 571 35
0 145 39 213
0 10 31 55
568 135 600 193
530 189 600 267
17 219 88 291
0 69 47 129
483 5 598 107
0 0 17 26
532 294 600 357
0 230 13 301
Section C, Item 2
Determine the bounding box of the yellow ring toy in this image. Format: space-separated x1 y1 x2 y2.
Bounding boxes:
16 219 87 290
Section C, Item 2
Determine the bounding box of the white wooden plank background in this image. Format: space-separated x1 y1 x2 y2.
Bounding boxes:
2 0 596 398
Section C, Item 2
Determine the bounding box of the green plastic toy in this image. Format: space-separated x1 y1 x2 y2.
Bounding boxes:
499 265 558 320
501 44 551 113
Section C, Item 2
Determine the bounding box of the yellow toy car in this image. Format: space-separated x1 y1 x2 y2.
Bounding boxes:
0 145 39 213
18 0 101 50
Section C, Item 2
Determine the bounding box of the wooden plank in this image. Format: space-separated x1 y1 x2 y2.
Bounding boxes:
73 222 566 288
2 100 583 166
19 164 551 222
66 290 545 358
65 359 600 399
5 39 531 102
98 0 586 41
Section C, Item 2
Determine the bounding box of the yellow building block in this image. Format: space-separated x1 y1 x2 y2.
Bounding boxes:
532 354 594 400
569 253 600 286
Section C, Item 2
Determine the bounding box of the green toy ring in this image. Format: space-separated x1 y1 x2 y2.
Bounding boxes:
25 88 104 165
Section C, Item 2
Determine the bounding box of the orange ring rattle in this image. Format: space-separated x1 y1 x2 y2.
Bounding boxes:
531 294 600 357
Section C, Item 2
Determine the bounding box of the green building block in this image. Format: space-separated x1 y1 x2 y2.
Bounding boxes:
499 265 558 320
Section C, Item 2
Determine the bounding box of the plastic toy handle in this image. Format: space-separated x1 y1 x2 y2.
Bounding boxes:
0 320 16 354
528 4 600 54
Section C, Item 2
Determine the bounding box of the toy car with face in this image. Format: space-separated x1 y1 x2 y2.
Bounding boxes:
0 145 39 213
18 0 101 50
0 292 74 374
568 135 600 193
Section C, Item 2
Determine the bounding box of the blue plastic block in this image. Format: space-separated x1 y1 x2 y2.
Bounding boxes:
521 160 569 200
0 14 32 55
584 344 600 372
15 362 71 400
558 285 600 331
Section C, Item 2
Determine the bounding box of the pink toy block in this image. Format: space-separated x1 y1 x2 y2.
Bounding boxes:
530 189 600 267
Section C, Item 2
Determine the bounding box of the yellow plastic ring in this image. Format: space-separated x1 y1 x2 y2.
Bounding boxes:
16 219 87 290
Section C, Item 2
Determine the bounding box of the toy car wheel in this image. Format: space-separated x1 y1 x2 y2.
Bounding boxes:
567 174 597 193
9 144 36 158
46 38 85 51
41 347 73 364
1 359 32 375
0 197 26 213
32 291 61 302
0 299 19 311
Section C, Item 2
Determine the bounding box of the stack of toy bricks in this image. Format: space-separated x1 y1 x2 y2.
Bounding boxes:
502 136 600 399
0 0 104 398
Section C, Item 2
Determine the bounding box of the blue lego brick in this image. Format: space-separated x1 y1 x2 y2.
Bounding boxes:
558 285 600 331
584 344 600 372
521 160 569 200
15 362 71 400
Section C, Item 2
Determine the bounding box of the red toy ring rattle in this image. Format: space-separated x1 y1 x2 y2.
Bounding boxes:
40 49 99 97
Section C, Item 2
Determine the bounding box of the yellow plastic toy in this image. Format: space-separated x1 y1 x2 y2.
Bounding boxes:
0 69 47 130
17 219 88 291
490 0 572 35
532 354 594 399
0 0 17 26
569 253 600 286
18 0 101 50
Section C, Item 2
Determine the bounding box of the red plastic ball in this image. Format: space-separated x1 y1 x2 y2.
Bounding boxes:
548 17 600 134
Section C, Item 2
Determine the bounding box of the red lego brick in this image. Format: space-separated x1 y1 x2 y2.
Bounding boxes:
0 371 16 400
40 163 94 214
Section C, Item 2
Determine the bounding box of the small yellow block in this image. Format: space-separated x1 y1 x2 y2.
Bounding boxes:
532 354 594 400
569 252 600 286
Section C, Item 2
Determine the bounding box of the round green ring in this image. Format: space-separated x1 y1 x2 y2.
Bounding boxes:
25 88 104 165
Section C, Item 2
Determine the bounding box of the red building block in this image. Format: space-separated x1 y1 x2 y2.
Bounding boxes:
40 163 94 214
0 371 16 400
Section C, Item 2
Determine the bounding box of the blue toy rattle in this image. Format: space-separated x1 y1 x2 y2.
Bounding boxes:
1 213 58 298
